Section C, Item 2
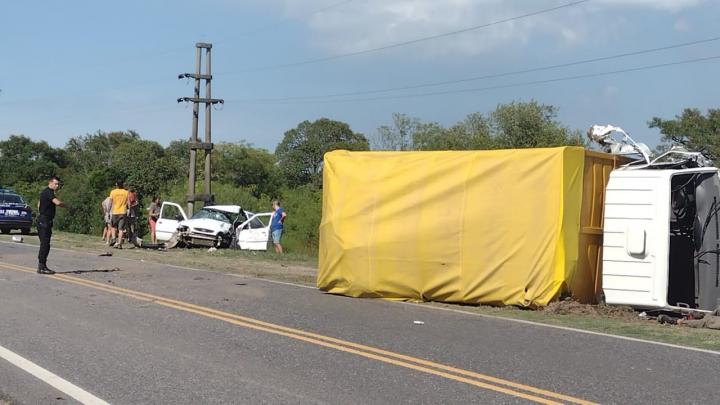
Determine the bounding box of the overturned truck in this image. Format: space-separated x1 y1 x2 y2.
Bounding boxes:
317 144 720 312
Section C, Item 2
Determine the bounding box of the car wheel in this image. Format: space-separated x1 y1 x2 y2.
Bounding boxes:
21 228 30 235
0 228 10 234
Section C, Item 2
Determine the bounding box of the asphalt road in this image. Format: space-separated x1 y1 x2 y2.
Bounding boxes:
0 241 717 404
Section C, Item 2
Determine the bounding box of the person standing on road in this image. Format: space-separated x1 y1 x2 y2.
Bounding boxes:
37 176 66 275
109 180 129 249
147 196 161 244
270 200 287 254
101 195 112 243
126 187 139 247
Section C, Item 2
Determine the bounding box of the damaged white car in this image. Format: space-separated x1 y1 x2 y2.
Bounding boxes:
155 202 273 250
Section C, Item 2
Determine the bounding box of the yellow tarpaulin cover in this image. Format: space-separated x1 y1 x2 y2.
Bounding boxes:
317 147 586 307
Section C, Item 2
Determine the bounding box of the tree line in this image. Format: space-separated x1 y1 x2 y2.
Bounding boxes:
1 100 717 255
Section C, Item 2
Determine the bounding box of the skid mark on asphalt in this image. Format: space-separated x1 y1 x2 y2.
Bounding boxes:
0 261 596 405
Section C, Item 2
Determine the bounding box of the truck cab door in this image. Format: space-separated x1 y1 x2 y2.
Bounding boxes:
236 213 272 251
156 202 187 242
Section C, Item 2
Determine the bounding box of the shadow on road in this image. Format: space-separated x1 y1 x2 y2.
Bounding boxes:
56 268 121 275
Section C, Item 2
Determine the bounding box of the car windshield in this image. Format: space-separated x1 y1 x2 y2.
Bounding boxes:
191 208 233 223
0 194 24 204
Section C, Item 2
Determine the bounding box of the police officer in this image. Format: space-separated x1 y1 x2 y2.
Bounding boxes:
37 176 66 274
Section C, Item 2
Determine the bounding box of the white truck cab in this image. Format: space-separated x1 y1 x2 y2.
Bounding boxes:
602 167 720 312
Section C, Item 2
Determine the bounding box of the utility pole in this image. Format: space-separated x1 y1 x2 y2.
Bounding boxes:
178 42 224 216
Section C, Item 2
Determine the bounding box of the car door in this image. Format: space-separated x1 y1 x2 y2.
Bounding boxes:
156 202 187 242
236 213 272 251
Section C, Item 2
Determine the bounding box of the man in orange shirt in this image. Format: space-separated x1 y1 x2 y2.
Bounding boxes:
109 180 129 248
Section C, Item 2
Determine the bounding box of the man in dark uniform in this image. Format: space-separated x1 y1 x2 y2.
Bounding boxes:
37 176 66 274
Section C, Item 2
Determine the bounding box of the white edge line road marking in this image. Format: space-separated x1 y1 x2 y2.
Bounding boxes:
0 343 110 405
2 240 719 356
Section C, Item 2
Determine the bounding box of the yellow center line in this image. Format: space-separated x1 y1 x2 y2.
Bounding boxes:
0 261 596 405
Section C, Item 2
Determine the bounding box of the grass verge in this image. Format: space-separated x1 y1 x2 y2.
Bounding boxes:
426 302 720 351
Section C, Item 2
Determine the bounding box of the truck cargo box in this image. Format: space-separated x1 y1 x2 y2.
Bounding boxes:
318 147 625 307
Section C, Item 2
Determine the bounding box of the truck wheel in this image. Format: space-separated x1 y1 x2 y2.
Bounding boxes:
0 228 10 234
21 228 30 235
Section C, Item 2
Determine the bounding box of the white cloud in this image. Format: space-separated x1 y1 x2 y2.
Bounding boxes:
257 0 704 57
602 85 620 98
673 18 692 32
596 0 702 12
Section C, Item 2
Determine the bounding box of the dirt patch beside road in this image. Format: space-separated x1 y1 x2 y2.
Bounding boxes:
543 298 639 321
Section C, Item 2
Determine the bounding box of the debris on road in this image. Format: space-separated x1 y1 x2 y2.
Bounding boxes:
11 235 22 243
658 307 720 330
413 321 425 325
99 251 112 257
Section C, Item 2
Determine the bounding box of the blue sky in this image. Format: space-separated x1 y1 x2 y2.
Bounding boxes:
1 0 718 151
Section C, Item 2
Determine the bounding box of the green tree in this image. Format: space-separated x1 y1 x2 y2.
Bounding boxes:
649 108 720 159
275 118 369 187
377 103 581 152
53 173 103 235
375 113 421 151
65 130 139 174
0 135 67 185
489 101 584 148
110 139 179 198
213 142 280 196
275 185 322 254
165 139 192 179
413 113 494 150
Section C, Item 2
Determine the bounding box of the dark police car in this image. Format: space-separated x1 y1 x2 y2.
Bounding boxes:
0 188 32 234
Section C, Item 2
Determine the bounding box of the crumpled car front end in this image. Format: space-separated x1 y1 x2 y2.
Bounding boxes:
176 218 233 248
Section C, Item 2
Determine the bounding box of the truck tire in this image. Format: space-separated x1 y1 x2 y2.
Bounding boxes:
21 228 30 235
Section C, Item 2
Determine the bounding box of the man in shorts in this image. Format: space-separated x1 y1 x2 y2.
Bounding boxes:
126 187 139 247
101 195 112 243
270 200 287 253
109 180 129 248
147 196 161 244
